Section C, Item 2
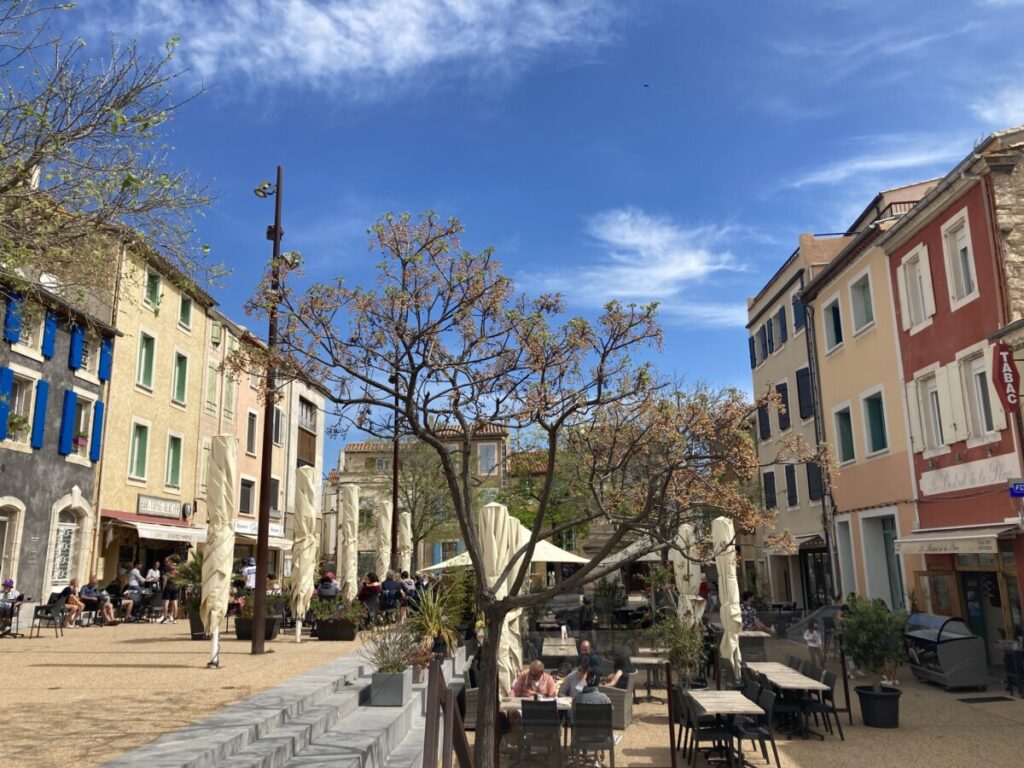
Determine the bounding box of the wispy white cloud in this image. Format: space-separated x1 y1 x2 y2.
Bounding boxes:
86 0 619 95
976 0 1024 7
529 207 746 328
784 134 965 189
972 84 1024 126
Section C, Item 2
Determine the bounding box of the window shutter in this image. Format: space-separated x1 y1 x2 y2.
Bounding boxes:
0 367 13 440
98 336 113 381
58 389 77 455
3 293 23 343
762 470 777 509
919 246 937 317
748 337 757 369
777 306 788 344
806 462 823 501
935 366 956 446
89 401 104 462
31 379 48 449
757 404 771 440
776 383 791 430
432 542 442 564
905 380 923 453
987 347 1008 431
766 320 775 353
944 363 968 441
759 325 768 359
895 265 911 331
793 296 806 330
42 311 58 358
785 464 798 507
68 324 85 369
796 368 814 420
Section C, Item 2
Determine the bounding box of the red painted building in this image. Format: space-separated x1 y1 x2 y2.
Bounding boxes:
879 131 1024 655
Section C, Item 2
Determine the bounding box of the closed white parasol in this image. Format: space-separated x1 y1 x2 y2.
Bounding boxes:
713 516 743 680
202 435 237 668
291 466 318 642
339 485 359 602
504 514 526 684
376 499 393 578
479 502 515 695
670 523 706 626
398 511 413 576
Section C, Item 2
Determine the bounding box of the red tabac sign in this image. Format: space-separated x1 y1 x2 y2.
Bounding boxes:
994 342 1020 413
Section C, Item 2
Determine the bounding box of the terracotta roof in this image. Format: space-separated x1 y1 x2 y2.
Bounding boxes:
326 470 340 485
343 440 391 453
507 450 548 474
436 423 508 437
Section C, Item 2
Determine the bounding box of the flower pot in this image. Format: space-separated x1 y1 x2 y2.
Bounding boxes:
73 437 88 447
316 618 358 641
188 609 208 641
234 616 282 641
372 668 412 706
855 685 902 728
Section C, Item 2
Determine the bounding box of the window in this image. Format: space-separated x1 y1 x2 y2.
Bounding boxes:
50 509 79 584
776 382 790 431
201 439 212 494
178 296 192 329
785 464 798 508
796 367 814 420
129 421 149 480
79 333 100 376
850 273 874 333
862 391 888 455
205 364 218 413
793 293 806 332
478 443 499 475
834 406 855 463
375 457 392 471
273 406 284 444
898 246 935 331
165 434 182 488
70 395 94 459
246 411 258 455
269 477 280 515
441 540 460 561
824 298 843 351
757 404 771 441
776 306 788 346
144 270 161 308
249 370 261 390
12 303 43 355
762 470 777 509
239 479 255 515
358 499 375 529
172 353 188 405
298 398 317 432
766 319 775 354
963 354 995 437
921 375 945 449
223 373 235 420
136 332 155 389
806 462 824 501
6 373 35 445
942 212 977 306
758 325 768 361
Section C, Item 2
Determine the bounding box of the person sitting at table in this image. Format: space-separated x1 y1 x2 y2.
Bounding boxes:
80 575 116 625
1 578 23 629
570 667 611 722
106 576 134 621
358 572 382 621
740 591 775 634
145 561 162 589
267 574 283 594
127 561 145 590
576 639 603 675
602 651 633 689
512 659 558 698
317 571 342 599
60 579 86 628
559 659 591 700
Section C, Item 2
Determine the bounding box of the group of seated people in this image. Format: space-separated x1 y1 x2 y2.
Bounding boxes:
313 568 433 624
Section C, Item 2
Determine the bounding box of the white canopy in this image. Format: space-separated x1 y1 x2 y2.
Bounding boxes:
480 502 516 696
670 523 706 626
201 436 236 636
290 466 318 621
422 528 588 571
339 485 359 602
375 499 393 577
714 516 743 678
398 511 413 575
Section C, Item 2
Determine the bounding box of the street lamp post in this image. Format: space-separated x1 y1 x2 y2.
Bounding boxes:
390 373 400 573
252 165 283 655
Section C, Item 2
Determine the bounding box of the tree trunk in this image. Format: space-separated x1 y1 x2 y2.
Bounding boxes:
472 607 506 768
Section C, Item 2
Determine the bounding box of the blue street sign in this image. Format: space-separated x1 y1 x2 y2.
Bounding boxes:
1010 479 1024 498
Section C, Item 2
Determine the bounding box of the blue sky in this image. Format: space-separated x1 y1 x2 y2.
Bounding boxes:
75 0 1024 465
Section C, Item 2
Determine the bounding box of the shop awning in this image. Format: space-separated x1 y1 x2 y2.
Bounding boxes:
765 532 823 555
236 534 294 551
893 524 1018 555
116 520 207 545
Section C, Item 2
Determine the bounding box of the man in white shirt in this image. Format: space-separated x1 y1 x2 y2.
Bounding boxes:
127 561 145 589
243 557 257 590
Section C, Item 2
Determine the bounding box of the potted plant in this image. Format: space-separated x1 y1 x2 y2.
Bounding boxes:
7 413 28 441
842 595 907 728
408 642 435 684
311 599 365 641
407 585 460 656
235 595 283 641
182 592 206 640
648 613 707 689
365 624 419 706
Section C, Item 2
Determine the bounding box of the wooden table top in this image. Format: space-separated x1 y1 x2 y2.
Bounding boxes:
746 662 829 691
739 631 772 638
541 638 578 655
630 655 668 666
688 690 764 717
499 696 573 712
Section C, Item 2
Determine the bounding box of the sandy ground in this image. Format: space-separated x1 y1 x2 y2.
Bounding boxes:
1 620 362 768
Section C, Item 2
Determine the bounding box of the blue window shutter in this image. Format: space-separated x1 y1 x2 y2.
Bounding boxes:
89 401 105 462
766 320 775 353
748 337 757 369
42 311 58 358
758 325 768 359
777 306 788 344
98 336 113 382
31 379 49 449
4 293 23 343
68 325 85 369
432 542 442 564
0 367 13 440
793 296 806 330
58 389 77 455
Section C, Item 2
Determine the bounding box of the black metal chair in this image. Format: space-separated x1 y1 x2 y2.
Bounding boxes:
802 670 845 740
31 595 68 638
521 699 562 767
784 654 802 671
732 688 783 767
1004 650 1024 698
571 702 616 768
683 694 733 768
142 591 164 622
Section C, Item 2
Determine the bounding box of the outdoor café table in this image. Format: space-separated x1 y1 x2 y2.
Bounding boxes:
746 662 829 739
630 655 668 703
499 696 573 713
688 690 764 767
542 637 579 658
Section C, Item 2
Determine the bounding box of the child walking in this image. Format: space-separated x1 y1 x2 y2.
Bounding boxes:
803 619 824 668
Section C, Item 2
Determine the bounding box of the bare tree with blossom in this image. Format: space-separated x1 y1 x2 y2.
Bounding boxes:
246 211 775 766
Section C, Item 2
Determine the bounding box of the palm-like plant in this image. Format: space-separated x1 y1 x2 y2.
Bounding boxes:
406 586 460 654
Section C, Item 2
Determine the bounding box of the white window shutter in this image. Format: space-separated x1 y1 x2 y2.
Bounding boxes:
944 362 969 442
919 246 937 318
987 345 1008 431
896 264 911 331
935 365 956 446
906 380 923 453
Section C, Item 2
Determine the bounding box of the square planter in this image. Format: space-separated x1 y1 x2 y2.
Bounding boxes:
316 618 358 641
371 668 412 707
234 617 282 641
188 610 209 641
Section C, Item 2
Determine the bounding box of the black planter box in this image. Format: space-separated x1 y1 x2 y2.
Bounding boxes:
856 685 902 728
316 619 358 641
234 617 282 641
188 610 208 641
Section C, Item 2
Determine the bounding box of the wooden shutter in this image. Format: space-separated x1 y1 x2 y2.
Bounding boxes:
793 296 806 330
944 362 968 442
758 404 771 440
905 380 923 453
3 293 23 343
785 464 798 507
919 246 937 318
31 380 48 449
987 346 1008 431
98 337 113 381
68 324 85 369
806 462 823 501
58 389 77 455
777 306 788 344
89 401 104 463
0 367 13 440
748 337 757 369
895 264 911 331
762 470 777 509
796 368 814 420
776 383 791 430
42 311 58 358
935 367 955 446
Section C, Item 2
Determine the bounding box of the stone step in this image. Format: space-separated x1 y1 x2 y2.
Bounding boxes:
383 721 427 768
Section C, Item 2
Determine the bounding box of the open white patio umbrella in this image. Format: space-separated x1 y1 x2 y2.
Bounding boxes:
338 485 359 602
421 533 587 571
479 501 515 695
202 435 237 668
375 499 393 578
398 510 413 576
713 515 743 680
291 466 318 642
670 523 706 626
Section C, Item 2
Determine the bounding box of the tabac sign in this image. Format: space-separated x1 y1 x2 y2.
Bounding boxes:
994 342 1020 413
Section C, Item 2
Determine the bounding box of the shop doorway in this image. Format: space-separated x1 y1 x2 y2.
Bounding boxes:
800 548 833 610
960 571 1004 663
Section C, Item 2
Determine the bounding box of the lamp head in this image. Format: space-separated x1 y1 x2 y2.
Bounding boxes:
254 180 275 198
